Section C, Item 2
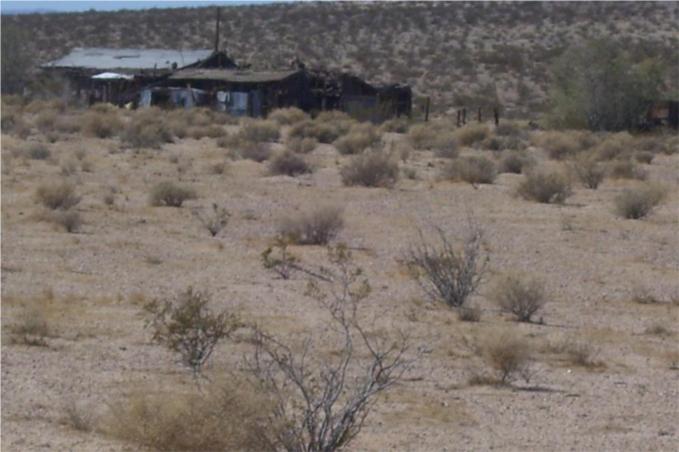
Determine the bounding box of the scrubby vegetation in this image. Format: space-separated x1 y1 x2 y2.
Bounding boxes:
614 184 666 219
278 205 344 245
517 169 572 204
340 151 399 188
149 181 197 207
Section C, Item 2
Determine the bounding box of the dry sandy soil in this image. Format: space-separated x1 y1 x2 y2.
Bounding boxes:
1 108 679 451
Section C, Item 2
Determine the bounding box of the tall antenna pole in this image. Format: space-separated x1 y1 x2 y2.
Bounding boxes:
214 7 221 53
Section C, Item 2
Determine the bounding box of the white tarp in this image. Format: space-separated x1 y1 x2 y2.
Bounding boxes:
92 72 133 80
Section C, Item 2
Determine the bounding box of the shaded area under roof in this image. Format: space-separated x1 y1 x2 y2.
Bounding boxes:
170 68 300 83
43 47 214 71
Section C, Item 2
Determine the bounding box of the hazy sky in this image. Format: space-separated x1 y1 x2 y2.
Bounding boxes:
1 1 278 14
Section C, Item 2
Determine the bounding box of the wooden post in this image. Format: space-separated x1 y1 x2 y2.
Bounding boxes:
424 97 430 122
494 107 499 126
478 107 482 122
462 108 466 125
456 110 461 127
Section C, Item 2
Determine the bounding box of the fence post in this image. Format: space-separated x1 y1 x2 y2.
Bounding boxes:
424 97 430 122
494 107 499 126
478 107 482 122
462 108 466 125
456 110 461 127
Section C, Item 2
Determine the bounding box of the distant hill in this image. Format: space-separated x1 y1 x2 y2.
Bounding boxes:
2 1 678 116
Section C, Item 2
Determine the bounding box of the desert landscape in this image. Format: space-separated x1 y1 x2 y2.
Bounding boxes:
2 2 679 452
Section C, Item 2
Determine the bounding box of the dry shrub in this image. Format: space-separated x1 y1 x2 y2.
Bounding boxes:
553 339 604 369
636 135 669 154
517 169 572 204
269 151 312 176
144 287 239 374
477 332 532 385
614 183 666 219
595 132 634 161
286 136 317 154
240 118 280 143
268 107 308 125
55 116 81 134
149 181 197 207
35 110 57 132
498 150 534 174
278 205 344 245
492 274 547 322
83 110 123 138
571 154 605 189
188 125 226 139
442 156 496 184
458 304 481 322
103 380 273 452
494 121 525 137
453 124 490 147
536 131 585 160
289 118 352 144
4 291 77 346
241 143 273 162
193 204 230 237
315 110 352 122
122 108 173 148
340 151 399 188
608 159 647 180
381 117 410 133
25 142 51 160
407 122 457 154
333 123 381 155
634 151 654 164
47 210 82 233
35 181 81 210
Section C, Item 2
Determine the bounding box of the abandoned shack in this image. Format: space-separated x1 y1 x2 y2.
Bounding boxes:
41 48 237 105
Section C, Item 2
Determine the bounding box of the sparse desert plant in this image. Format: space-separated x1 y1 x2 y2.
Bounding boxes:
48 210 82 233
62 401 93 432
607 159 647 180
278 204 344 245
333 123 381 155
478 333 532 384
122 109 173 148
517 169 572 204
407 223 487 308
103 380 273 451
83 110 123 138
536 131 583 160
149 181 197 207
35 181 81 210
340 151 399 188
247 244 417 452
381 117 410 133
269 151 311 176
286 136 317 154
614 183 666 219
499 150 533 174
144 287 240 375
192 203 230 237
240 118 280 143
442 156 497 184
453 124 490 146
492 274 547 322
458 304 482 322
26 142 51 160
240 143 273 162
261 237 299 280
268 107 308 125
594 132 634 161
432 135 459 158
35 110 57 133
634 151 654 164
188 125 226 139
571 154 605 189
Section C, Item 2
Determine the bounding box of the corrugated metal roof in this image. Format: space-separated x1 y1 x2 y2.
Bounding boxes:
43 48 213 71
170 68 300 83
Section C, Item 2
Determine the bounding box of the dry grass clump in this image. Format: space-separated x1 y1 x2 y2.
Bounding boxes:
453 123 490 147
333 123 381 155
47 210 82 233
35 110 58 133
475 332 532 385
83 110 123 138
5 295 53 346
35 181 81 210
289 116 354 144
340 151 399 188
607 159 647 180
550 339 604 369
458 304 482 322
634 151 654 164
594 132 634 161
571 154 606 189
55 115 81 134
149 181 197 207
188 125 227 140
269 151 312 176
380 117 410 133
494 121 525 138
536 131 587 160
240 118 281 143
442 156 497 184
240 143 273 162
24 142 51 160
268 107 308 125
286 136 317 154
517 168 572 204
614 183 666 219
498 150 534 174
122 108 173 149
278 205 344 245
103 381 272 452
407 123 457 156
492 274 547 322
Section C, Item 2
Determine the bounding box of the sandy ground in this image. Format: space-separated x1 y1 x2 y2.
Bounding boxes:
1 123 678 451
